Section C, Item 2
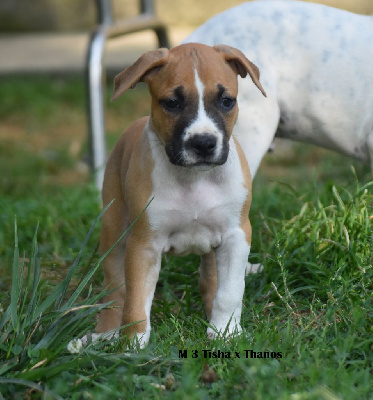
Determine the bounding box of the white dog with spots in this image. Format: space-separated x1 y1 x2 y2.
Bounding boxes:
185 0 373 175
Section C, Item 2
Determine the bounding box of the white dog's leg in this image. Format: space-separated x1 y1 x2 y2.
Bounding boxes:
234 74 280 177
368 133 373 172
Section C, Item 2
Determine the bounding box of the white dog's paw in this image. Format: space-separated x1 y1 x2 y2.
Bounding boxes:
80 330 119 347
246 262 263 275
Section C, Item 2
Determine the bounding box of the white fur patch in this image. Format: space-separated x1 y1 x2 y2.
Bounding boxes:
181 69 224 164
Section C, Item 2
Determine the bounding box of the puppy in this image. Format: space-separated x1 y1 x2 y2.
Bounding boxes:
94 43 266 348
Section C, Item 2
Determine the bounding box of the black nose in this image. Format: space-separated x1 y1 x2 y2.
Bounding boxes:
187 134 217 157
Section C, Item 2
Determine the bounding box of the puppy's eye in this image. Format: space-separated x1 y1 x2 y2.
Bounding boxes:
221 97 236 110
160 98 181 112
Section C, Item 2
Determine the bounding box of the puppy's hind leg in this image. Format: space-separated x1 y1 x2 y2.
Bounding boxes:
199 251 218 321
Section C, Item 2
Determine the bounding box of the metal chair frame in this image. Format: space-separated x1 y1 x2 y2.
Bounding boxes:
86 0 169 189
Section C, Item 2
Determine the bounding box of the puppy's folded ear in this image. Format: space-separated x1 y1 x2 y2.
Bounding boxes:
214 44 266 97
111 48 169 102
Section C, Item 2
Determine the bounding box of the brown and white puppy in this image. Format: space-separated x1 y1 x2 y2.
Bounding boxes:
92 43 266 348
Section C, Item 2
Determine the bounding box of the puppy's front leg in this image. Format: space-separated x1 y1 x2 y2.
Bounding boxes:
207 229 250 339
96 244 126 333
122 235 161 348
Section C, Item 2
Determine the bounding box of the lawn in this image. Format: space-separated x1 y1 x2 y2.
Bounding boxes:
0 76 372 399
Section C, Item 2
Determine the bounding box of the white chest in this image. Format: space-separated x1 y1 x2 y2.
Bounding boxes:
146 133 248 256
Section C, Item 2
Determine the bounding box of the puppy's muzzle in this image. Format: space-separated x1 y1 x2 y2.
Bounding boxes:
186 134 217 157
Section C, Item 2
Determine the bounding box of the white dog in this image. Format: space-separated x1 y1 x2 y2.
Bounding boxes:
185 0 373 176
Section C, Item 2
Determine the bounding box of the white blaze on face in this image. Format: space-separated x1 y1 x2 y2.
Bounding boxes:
182 69 224 162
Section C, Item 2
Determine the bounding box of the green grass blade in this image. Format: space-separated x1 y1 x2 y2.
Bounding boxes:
10 218 20 330
0 306 11 337
24 224 40 328
357 181 373 194
332 185 346 211
63 261 106 308
0 357 19 376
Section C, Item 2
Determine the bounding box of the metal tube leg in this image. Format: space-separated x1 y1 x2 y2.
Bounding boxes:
86 29 107 191
155 26 170 48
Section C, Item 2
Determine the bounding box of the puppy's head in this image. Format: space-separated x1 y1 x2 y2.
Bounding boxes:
112 43 266 167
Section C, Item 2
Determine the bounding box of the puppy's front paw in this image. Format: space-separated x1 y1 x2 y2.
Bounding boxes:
207 322 242 340
81 330 119 347
134 330 150 349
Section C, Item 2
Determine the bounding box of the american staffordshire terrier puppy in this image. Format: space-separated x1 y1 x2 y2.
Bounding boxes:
93 43 266 348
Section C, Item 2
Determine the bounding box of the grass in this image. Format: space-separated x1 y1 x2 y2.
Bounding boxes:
0 76 372 399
